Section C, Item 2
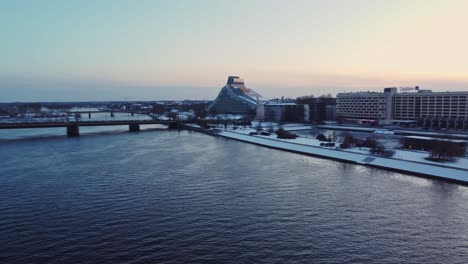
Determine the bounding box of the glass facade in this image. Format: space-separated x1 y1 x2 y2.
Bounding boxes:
208 77 264 114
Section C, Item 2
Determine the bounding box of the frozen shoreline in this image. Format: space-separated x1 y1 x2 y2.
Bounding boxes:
214 128 468 184
317 124 468 139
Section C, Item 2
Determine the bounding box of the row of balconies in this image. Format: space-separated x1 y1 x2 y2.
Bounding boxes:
395 103 467 107
396 96 467 99
337 99 385 103
415 100 467 103
418 101 467 104
339 105 385 108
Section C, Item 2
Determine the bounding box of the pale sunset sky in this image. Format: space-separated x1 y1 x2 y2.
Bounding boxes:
1 0 468 101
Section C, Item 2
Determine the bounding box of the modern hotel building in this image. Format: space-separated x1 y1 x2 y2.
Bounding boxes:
337 88 468 129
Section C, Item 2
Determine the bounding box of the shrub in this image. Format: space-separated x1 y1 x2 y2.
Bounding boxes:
276 128 298 139
427 140 463 162
316 133 328 141
339 132 356 148
370 145 395 158
356 137 378 148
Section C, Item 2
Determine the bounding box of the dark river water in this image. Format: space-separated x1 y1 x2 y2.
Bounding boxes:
1 129 468 263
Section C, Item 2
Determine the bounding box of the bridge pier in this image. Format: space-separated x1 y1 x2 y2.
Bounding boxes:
67 124 80 137
129 123 140 132
168 122 180 129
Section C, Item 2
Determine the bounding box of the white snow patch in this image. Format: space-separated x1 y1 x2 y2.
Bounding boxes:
217 128 468 183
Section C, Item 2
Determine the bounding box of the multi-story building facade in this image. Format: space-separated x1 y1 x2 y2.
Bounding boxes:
336 88 396 125
394 91 468 118
394 90 468 129
296 96 337 123
263 102 309 123
337 88 468 129
325 104 337 121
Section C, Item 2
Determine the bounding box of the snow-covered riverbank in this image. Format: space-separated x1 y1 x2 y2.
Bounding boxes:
317 124 468 140
215 128 468 184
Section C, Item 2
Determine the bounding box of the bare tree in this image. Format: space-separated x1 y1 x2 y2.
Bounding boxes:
427 140 464 161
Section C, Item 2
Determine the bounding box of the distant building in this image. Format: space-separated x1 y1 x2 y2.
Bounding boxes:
326 104 337 121
264 102 294 122
207 76 267 115
336 87 468 129
296 96 337 123
284 104 310 123
264 100 309 123
255 97 265 120
336 88 395 125
394 90 468 129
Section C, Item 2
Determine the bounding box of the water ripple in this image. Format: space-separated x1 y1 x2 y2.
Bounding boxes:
1 131 468 263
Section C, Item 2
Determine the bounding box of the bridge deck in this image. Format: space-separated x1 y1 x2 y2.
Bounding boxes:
0 120 175 129
68 110 151 114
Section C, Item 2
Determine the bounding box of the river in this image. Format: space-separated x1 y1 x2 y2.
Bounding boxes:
1 129 468 263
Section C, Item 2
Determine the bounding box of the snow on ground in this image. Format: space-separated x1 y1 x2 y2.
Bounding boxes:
227 126 468 170
316 125 377 132
205 114 244 120
395 130 468 139
215 126 468 182
316 124 468 139
250 122 314 131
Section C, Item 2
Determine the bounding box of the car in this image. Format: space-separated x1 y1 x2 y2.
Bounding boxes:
260 131 271 136
249 132 258 136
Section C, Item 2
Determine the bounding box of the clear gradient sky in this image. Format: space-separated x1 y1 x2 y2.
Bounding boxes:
1 0 468 101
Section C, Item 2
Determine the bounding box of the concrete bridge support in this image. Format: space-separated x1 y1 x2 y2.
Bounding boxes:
129 123 140 132
168 122 180 129
67 124 80 137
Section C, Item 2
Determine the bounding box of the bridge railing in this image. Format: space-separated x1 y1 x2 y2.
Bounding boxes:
0 113 156 124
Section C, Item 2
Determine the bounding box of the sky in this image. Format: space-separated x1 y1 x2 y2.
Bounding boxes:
1 0 468 102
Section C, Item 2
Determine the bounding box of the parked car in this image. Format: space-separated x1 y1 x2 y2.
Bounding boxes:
249 132 258 136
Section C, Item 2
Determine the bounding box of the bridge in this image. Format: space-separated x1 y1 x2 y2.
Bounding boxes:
67 109 153 119
0 118 252 137
0 120 179 137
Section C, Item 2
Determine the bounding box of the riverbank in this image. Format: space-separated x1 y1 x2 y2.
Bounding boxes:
196 125 468 184
317 124 468 140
